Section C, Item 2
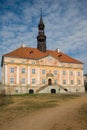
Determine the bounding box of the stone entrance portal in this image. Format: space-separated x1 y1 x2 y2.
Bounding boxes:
48 79 52 85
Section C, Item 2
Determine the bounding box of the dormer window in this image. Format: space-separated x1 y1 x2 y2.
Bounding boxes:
30 50 34 54
58 54 62 57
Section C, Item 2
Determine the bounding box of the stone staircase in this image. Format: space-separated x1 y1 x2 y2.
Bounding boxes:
57 84 68 92
36 85 48 93
36 84 68 93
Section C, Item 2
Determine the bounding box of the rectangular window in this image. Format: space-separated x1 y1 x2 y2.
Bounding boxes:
10 78 14 84
21 78 25 84
42 79 45 84
63 80 66 84
42 69 45 75
32 62 35 64
32 69 36 74
70 71 73 76
71 80 74 84
32 78 36 84
78 80 81 84
54 79 57 85
63 71 66 75
10 67 14 73
78 72 80 76
54 70 58 75
21 68 26 73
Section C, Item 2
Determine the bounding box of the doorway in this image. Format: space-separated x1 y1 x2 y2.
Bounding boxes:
51 89 56 93
29 89 34 94
48 79 52 85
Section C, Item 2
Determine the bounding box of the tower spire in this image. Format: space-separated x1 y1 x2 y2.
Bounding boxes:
40 8 42 17
39 8 44 26
37 9 46 52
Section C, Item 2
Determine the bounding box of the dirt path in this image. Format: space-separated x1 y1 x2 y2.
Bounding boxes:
1 94 87 130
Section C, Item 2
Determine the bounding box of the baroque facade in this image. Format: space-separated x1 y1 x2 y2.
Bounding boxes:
1 15 85 94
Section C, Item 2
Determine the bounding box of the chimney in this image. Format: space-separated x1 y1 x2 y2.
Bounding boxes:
55 48 60 53
22 44 26 48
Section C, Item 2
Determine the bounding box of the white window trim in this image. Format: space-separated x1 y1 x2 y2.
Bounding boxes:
10 67 14 73
10 78 14 84
32 69 36 74
21 68 26 73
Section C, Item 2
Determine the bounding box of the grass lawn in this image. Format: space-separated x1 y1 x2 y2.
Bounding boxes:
0 93 80 126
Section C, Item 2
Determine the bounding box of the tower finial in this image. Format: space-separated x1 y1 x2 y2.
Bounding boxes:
40 8 42 17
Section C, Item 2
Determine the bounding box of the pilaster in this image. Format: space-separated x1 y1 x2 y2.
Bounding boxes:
17 65 19 84
28 66 30 84
38 66 40 85
4 63 7 85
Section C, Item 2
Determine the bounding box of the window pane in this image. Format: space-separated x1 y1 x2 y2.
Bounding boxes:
21 78 25 84
71 80 74 84
70 71 73 76
63 80 66 84
63 71 66 75
10 78 14 84
78 72 80 76
42 70 45 74
42 79 45 84
32 79 35 84
21 68 25 73
54 70 57 75
10 68 14 73
54 79 57 84
78 80 81 84
32 69 35 74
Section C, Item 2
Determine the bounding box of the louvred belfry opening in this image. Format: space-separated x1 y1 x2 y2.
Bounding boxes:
37 10 46 52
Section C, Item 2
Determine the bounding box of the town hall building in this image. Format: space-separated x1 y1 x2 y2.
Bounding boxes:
1 14 85 94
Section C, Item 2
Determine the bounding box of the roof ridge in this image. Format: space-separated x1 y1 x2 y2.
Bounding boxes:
2 46 83 64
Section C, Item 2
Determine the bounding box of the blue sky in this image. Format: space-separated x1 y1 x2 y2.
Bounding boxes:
0 0 87 81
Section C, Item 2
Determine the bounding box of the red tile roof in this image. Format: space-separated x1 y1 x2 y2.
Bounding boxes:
3 46 83 64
